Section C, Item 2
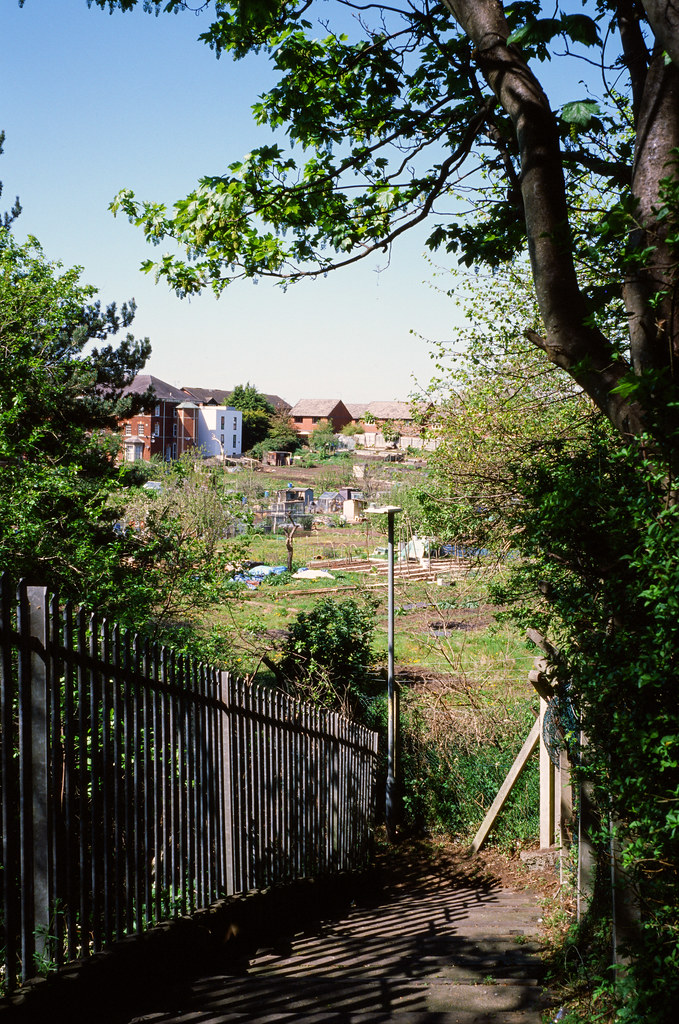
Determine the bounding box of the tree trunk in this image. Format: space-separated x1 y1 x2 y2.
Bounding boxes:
442 0 678 439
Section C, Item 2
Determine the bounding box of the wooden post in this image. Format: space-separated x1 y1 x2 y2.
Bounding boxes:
577 732 596 921
471 717 540 854
558 747 573 884
539 698 556 848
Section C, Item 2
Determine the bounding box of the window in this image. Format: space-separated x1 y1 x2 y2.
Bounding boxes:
233 434 237 449
154 423 160 437
233 417 237 430
172 443 177 459
155 403 161 416
294 416 303 423
172 424 177 437
220 415 225 430
125 423 131 436
137 423 144 436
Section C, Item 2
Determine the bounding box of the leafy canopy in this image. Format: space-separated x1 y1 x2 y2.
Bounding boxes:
0 228 153 614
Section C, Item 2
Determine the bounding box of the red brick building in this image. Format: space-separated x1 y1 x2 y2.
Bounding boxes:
119 375 188 462
288 399 352 438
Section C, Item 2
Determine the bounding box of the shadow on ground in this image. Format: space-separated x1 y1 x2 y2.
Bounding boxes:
115 841 551 1024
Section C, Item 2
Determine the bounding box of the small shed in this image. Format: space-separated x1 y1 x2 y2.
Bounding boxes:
343 498 366 523
263 450 292 467
317 491 342 512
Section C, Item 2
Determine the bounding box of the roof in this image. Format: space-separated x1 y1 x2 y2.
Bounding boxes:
345 403 369 419
122 374 187 405
265 394 291 411
364 400 431 421
182 387 290 411
182 387 231 405
289 399 347 417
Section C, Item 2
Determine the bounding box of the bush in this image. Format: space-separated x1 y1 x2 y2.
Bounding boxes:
278 596 378 713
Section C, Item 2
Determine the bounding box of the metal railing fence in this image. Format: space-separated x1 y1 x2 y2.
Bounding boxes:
0 577 378 993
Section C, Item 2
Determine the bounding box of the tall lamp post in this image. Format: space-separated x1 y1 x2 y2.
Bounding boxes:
366 505 402 842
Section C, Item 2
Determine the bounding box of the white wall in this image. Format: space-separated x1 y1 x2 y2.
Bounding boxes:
196 406 243 457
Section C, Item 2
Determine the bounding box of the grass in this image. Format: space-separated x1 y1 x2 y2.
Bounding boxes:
199 517 541 850
209 523 534 703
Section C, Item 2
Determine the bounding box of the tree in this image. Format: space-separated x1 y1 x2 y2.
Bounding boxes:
228 382 274 415
0 130 21 229
309 418 337 452
0 229 154 616
228 382 275 450
265 409 301 452
96 0 677 441
278 596 377 714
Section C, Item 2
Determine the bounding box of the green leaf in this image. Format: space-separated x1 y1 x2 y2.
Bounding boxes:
560 99 602 128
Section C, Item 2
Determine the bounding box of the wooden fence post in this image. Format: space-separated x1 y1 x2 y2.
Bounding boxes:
558 747 573 884
539 698 556 848
577 732 596 921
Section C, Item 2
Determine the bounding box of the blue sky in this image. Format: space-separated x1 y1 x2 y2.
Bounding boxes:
1 0 463 405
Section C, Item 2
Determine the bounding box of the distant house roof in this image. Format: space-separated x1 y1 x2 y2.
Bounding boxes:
181 387 231 406
345 403 369 419
364 400 431 421
122 374 187 405
182 387 291 411
289 399 346 417
318 491 341 500
265 394 292 412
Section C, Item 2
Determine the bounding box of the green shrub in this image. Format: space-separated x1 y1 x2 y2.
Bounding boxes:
279 596 378 713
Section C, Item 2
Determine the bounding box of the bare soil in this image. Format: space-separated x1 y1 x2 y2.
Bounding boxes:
374 832 559 900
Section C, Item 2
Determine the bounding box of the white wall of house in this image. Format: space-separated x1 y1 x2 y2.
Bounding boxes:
196 406 243 458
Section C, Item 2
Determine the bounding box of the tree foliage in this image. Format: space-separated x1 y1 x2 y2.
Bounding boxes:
228 382 274 415
92 0 678 442
23 0 679 1012
0 229 155 615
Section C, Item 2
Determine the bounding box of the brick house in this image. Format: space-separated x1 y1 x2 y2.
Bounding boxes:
118 376 243 462
119 375 187 462
288 399 352 437
358 400 432 448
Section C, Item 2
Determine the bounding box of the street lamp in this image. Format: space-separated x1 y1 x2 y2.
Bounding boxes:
365 504 402 842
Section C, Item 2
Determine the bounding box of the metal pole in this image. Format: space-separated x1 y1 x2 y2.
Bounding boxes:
386 510 396 841
365 505 401 842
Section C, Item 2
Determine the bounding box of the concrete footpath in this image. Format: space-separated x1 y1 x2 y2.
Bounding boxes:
120 856 554 1024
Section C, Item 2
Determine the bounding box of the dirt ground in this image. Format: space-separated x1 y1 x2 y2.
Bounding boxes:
373 831 560 900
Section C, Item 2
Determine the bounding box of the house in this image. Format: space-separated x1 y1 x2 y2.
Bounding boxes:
345 403 369 425
119 375 187 462
288 399 352 437
118 375 243 462
176 402 243 459
359 400 433 449
182 386 291 414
